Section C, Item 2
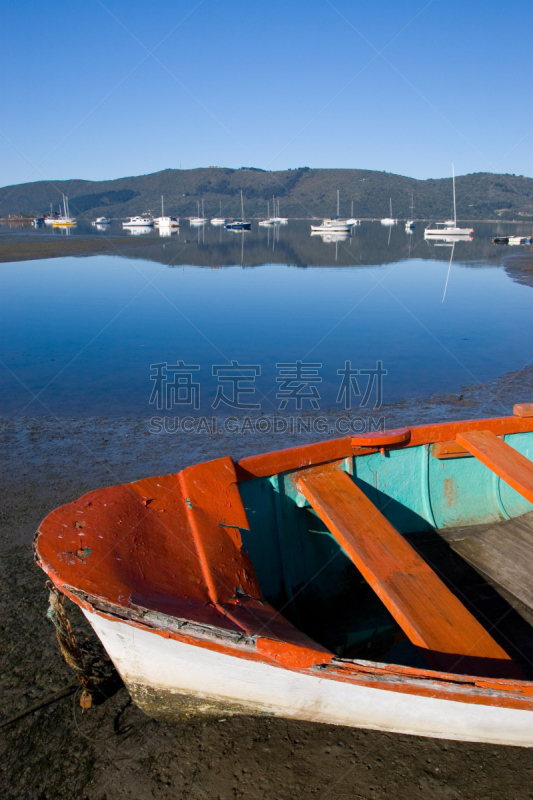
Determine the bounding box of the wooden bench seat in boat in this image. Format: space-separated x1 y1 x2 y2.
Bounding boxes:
297 466 522 678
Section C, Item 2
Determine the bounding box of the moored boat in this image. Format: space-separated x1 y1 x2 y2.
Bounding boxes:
35 408 533 745
425 165 474 237
123 216 154 228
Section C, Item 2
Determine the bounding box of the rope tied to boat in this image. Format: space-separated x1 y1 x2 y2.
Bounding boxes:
46 582 113 708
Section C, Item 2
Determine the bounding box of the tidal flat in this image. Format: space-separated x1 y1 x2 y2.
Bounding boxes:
2 366 533 799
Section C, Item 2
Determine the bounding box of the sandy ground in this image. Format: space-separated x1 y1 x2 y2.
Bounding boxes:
2 366 533 798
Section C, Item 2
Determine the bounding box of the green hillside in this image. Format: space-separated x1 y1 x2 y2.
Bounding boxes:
1 167 532 221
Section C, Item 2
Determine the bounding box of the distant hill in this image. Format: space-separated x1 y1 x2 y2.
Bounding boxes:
1 167 532 221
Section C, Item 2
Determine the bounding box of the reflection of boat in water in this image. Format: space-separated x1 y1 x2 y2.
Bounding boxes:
426 234 473 245
425 165 473 237
94 224 110 232
123 216 154 228
158 226 179 237
36 412 533 746
311 231 350 243
126 226 153 235
492 235 531 246
381 198 396 226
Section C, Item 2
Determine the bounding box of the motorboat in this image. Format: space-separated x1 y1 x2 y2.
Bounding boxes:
123 216 154 228
425 166 474 237
36 408 533 746
93 217 111 226
311 219 350 233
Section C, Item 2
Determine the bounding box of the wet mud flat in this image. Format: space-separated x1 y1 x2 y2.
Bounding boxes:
0 235 168 264
2 374 533 800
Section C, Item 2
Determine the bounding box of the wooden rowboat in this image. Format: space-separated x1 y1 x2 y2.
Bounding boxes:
35 408 533 746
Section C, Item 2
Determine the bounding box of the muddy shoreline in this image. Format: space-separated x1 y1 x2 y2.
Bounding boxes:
2 365 533 799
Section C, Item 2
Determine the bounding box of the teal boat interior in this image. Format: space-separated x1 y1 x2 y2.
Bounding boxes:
238 431 533 677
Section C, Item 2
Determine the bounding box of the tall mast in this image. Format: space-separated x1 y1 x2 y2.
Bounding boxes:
241 190 244 219
161 195 164 216
390 197 392 218
202 199 204 218
337 190 340 218
452 163 457 227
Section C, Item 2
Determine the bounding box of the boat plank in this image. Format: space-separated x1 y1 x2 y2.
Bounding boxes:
297 468 522 678
456 430 533 505
439 512 533 623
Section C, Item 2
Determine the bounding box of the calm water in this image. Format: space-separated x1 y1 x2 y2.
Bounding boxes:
1 220 532 417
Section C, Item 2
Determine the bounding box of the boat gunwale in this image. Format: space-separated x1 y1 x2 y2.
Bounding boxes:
235 413 533 480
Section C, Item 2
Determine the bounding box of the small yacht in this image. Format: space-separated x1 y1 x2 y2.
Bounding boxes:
123 216 154 228
425 166 474 237
211 201 225 225
405 193 415 230
381 198 396 226
346 201 360 226
153 196 180 228
190 200 207 225
311 190 350 232
52 195 77 226
311 219 350 233
93 217 111 225
225 191 251 230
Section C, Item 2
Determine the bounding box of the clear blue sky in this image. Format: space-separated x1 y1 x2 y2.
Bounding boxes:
1 0 532 187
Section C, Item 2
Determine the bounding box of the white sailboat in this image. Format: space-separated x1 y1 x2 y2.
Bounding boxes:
211 201 225 226
190 200 207 225
311 190 350 233
154 196 180 228
381 198 396 226
425 166 474 237
346 200 360 226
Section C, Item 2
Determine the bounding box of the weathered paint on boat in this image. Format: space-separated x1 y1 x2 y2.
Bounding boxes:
35 409 533 745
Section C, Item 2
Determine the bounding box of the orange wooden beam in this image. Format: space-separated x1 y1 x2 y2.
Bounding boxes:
297 468 521 678
456 430 533 506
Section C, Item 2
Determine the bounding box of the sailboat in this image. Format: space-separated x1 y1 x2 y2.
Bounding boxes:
270 198 288 224
346 200 360 226
52 195 76 227
259 200 274 226
381 198 396 226
225 191 251 230
211 201 225 226
190 200 207 225
154 196 180 228
425 166 474 237
311 190 350 232
405 194 415 230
